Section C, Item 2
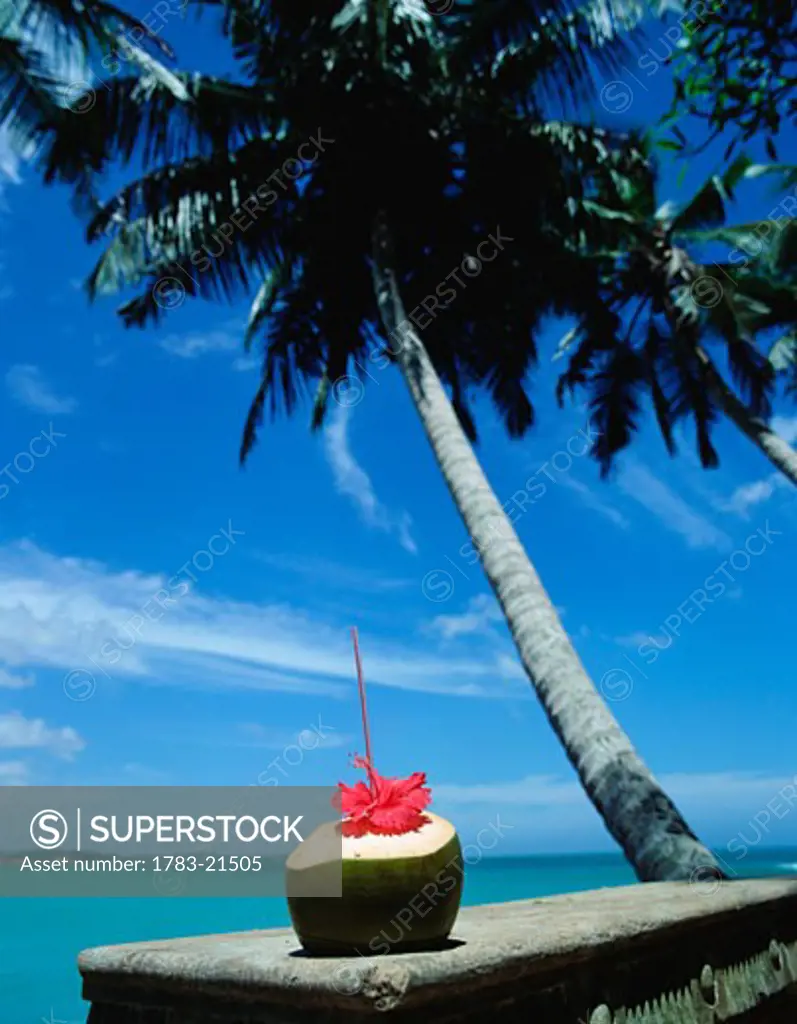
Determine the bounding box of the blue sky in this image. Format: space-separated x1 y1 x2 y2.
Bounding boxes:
0 2 796 861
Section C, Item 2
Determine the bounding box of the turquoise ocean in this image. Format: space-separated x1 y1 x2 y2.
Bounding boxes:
3 849 796 1024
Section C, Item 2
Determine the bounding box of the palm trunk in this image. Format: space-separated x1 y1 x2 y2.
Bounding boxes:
371 215 721 882
699 350 797 486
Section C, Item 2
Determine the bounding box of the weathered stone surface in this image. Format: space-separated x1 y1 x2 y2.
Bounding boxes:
80 878 797 1022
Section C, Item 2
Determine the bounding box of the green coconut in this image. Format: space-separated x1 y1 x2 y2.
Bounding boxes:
286 811 463 955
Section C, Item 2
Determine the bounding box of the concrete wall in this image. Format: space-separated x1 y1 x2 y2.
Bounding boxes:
81 878 797 1022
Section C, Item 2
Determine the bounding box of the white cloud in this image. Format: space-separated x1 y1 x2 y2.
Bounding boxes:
0 540 527 700
0 711 84 759
720 474 782 518
324 406 417 554
718 468 791 519
160 326 240 359
395 516 417 555
435 774 585 807
233 723 353 750
0 128 22 204
252 551 412 593
429 594 503 640
560 476 631 529
0 760 29 785
122 763 173 784
6 364 77 415
771 416 797 445
432 770 797 831
615 630 669 650
0 666 34 689
431 770 797 854
617 462 730 550
232 355 259 372
0 138 21 185
495 653 527 681
435 770 797 812
0 257 14 303
695 421 795 521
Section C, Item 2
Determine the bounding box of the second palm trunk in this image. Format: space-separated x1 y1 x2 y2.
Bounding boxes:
371 215 723 882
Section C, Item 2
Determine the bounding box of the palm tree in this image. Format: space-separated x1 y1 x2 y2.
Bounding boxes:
558 154 797 483
34 0 723 881
1 0 184 167
664 0 796 158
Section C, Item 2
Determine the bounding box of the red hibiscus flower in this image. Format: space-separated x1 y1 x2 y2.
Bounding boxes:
337 755 432 837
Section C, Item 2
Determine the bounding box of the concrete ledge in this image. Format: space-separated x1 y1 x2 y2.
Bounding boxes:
81 878 797 1022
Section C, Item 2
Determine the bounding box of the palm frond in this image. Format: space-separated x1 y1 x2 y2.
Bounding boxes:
657 325 720 469
2 0 184 161
643 322 676 457
586 342 647 477
481 2 643 114
0 35 60 145
667 153 754 233
769 330 797 393
40 72 279 196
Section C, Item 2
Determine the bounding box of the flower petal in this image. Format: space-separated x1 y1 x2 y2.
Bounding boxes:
339 762 433 836
368 809 431 835
338 780 373 817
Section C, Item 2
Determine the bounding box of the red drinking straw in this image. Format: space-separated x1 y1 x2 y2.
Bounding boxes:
350 627 373 767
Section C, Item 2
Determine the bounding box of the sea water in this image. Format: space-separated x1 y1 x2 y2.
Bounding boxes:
2 849 794 1024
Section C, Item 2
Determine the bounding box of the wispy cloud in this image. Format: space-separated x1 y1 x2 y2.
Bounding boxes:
0 540 527 700
0 667 34 689
560 476 630 529
232 355 259 373
428 594 503 640
431 769 797 852
706 418 796 520
160 325 240 359
433 770 797 824
617 462 730 550
324 407 417 554
6 364 77 415
0 141 20 185
0 128 21 204
252 551 412 593
719 473 788 519
232 722 353 750
0 256 14 303
435 774 586 807
0 761 29 785
0 711 84 760
495 653 526 681
614 629 669 650
122 763 173 784
771 416 797 445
